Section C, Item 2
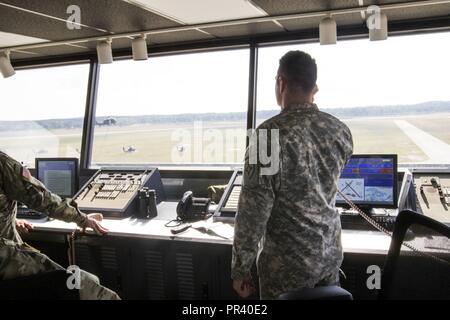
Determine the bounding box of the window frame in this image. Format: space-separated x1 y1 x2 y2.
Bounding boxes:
90 45 252 169
8 19 450 171
1 58 91 168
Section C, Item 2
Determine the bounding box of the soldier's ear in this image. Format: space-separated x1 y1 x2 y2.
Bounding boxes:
313 85 319 95
279 76 288 94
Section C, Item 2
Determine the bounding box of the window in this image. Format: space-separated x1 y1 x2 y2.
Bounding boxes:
0 63 89 167
92 49 249 166
257 32 450 165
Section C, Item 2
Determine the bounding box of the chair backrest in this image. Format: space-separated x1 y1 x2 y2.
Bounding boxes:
0 270 79 300
380 210 450 300
278 285 353 300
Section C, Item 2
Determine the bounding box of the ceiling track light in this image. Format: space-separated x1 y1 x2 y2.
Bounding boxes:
0 50 16 78
0 0 448 55
132 34 148 61
369 12 388 41
319 16 337 45
96 38 113 64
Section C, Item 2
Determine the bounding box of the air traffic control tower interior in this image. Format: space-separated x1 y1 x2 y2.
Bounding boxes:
1 0 450 301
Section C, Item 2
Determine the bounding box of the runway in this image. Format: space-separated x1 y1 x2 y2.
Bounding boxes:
395 120 450 163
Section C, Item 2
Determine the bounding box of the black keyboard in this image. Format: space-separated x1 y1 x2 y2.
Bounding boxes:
16 207 47 219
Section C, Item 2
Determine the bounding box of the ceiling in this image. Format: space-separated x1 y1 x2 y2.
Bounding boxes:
0 0 449 61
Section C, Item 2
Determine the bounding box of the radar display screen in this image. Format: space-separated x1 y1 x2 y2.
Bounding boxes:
336 155 398 208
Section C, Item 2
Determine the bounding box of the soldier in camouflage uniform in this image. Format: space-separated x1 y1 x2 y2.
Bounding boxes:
0 151 120 300
232 51 353 299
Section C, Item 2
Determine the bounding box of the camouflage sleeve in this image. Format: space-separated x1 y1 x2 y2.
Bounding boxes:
343 125 354 162
0 155 88 227
231 126 279 280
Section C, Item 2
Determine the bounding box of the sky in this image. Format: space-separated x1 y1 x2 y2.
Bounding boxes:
1 31 450 121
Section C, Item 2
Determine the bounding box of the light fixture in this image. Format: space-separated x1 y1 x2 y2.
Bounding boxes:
0 50 15 78
132 34 148 61
319 17 337 45
96 38 113 64
369 12 388 41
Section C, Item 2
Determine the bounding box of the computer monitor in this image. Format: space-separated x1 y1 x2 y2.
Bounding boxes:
35 158 78 198
336 154 398 209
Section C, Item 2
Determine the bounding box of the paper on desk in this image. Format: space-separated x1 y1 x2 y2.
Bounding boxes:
208 222 235 239
191 220 235 239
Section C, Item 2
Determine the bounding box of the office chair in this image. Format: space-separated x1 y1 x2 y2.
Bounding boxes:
379 210 450 300
278 285 353 300
0 270 79 300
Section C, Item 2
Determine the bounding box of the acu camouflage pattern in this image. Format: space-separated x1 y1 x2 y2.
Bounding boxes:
0 151 120 300
232 103 353 299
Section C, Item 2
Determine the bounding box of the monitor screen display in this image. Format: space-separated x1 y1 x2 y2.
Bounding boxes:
36 158 78 198
336 155 398 208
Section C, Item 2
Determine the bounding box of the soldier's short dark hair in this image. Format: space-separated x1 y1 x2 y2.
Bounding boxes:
279 51 317 93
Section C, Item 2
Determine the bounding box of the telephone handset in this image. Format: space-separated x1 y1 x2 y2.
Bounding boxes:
176 191 194 221
176 191 211 222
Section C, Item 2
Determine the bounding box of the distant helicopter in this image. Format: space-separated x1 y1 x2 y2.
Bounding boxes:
123 146 137 153
96 117 117 126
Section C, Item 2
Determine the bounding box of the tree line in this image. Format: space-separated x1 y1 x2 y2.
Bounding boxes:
1 101 449 131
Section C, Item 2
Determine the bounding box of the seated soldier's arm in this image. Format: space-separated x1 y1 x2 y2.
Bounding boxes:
0 154 107 234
